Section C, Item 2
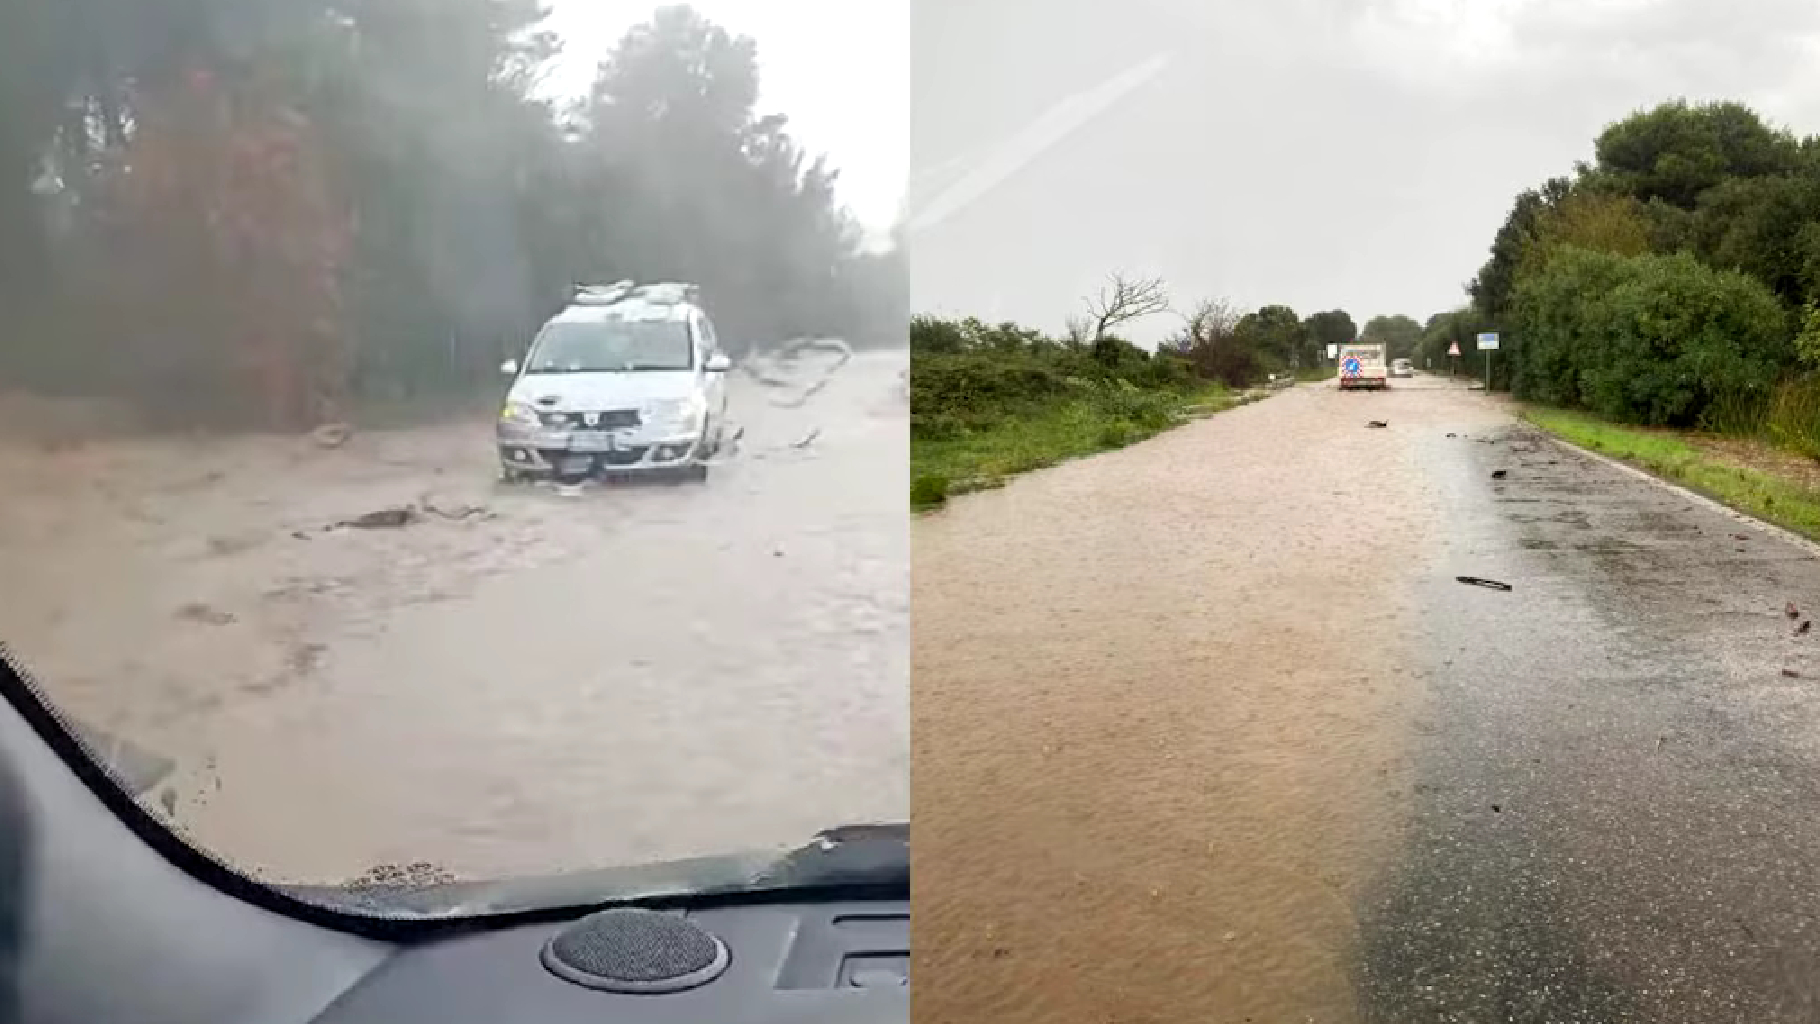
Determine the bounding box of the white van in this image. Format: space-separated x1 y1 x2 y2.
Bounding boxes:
1338 343 1389 390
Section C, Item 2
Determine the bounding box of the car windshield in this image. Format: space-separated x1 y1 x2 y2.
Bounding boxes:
526 317 694 373
0 0 908 909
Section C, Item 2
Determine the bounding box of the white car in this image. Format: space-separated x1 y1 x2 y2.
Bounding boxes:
1391 358 1413 378
496 282 733 482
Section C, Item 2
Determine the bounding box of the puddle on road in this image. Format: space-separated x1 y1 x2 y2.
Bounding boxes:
913 384 1512 1023
0 351 909 884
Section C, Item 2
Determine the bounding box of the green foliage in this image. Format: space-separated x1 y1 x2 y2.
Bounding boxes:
1510 248 1788 425
909 472 950 511
1688 175 1820 303
0 1 901 424
1233 304 1306 369
1796 301 1820 370
911 312 1234 507
1418 305 1493 379
1469 176 1573 322
1360 314 1423 361
1302 309 1356 358
1594 100 1800 210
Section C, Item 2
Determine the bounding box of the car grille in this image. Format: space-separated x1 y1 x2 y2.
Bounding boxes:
539 409 640 429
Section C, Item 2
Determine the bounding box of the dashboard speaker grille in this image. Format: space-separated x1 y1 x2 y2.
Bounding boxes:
541 908 730 994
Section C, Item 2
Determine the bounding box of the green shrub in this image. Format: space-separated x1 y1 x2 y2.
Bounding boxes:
910 472 950 510
1097 421 1134 448
1511 247 1790 425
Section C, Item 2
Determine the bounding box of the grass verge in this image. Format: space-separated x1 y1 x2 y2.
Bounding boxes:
912 383 1236 511
1522 406 1820 541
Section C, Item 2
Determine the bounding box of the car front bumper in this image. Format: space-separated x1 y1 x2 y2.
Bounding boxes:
497 423 707 477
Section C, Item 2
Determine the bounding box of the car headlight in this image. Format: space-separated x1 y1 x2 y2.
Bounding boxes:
646 395 706 426
499 401 540 428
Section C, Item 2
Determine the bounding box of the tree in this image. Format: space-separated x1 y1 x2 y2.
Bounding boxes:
1594 99 1799 210
1083 272 1171 341
1165 297 1258 385
1469 176 1573 323
1303 309 1356 362
1518 188 1652 279
1233 304 1304 369
1360 314 1423 361
1687 174 1820 306
0 2 896 421
1419 306 1493 377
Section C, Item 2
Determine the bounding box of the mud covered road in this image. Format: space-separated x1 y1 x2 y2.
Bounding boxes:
0 349 908 885
914 375 1820 1023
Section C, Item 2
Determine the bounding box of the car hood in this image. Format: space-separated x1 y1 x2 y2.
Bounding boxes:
508 370 699 410
66 717 903 921
277 823 909 920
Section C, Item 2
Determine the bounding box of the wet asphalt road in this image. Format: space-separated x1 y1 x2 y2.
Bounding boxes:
0 349 908 885
915 375 1820 1023
1364 407 1820 1022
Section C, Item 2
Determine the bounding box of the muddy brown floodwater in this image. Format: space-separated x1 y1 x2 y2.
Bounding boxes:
912 376 1509 1024
0 349 908 885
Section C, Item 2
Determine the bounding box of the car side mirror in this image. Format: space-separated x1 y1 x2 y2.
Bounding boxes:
500 358 519 376
704 353 732 373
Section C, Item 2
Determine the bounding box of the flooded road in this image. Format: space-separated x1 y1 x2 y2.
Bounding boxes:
0 349 908 885
914 375 1820 1022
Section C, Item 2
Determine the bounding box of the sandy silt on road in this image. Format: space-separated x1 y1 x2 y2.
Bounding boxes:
912 383 1505 1023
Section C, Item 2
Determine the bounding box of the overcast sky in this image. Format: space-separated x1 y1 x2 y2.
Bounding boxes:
542 1 907 237
909 0 1820 340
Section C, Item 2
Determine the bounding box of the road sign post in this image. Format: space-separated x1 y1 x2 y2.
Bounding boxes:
1476 332 1499 390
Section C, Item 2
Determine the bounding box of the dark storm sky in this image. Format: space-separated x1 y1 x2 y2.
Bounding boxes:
909 0 1820 339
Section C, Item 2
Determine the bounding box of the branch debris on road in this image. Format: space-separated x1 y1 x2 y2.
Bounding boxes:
1456 576 1514 591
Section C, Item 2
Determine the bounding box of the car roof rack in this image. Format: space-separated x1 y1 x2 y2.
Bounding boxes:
571 280 637 306
569 280 701 308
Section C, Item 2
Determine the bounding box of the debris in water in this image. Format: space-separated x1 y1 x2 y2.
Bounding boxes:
1491 470 1508 480
1455 576 1513 591
1783 668 1803 679
310 422 353 449
175 602 234 626
331 507 420 530
1491 804 1502 813
1366 420 1388 428
1799 620 1813 636
791 427 822 449
1446 432 1457 438
419 496 493 521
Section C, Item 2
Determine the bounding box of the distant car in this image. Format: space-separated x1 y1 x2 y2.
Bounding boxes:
496 281 733 483
1391 358 1413 378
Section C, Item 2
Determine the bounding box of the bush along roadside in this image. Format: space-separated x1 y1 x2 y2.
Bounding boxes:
911 316 1245 511
1522 407 1820 542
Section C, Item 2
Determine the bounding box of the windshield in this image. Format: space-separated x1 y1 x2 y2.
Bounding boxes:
0 0 908 909
526 317 695 373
